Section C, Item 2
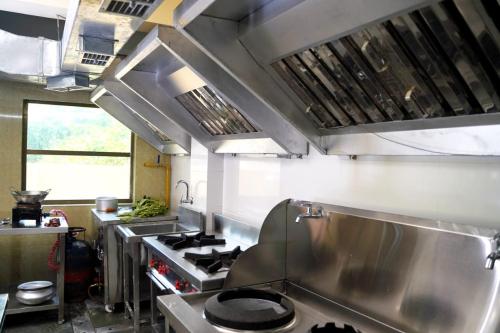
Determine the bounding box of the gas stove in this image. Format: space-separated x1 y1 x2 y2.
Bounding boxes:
143 231 250 293
158 231 226 250
157 283 394 333
12 202 43 228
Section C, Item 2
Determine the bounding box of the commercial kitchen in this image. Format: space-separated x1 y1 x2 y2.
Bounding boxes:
1 0 500 332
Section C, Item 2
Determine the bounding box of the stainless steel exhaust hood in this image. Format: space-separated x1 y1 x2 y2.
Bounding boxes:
90 79 190 154
174 0 500 155
114 25 310 155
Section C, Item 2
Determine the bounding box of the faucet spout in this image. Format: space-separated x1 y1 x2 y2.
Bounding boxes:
295 203 324 223
485 233 500 270
176 180 193 205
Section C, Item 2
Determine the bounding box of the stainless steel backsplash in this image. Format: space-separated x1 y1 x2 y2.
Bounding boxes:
286 202 500 332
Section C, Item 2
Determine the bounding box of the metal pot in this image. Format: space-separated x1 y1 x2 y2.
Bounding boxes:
16 281 55 305
10 187 51 204
96 197 118 212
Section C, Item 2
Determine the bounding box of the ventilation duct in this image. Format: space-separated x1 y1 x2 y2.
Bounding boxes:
78 35 114 67
99 0 160 18
0 28 61 83
0 0 160 89
115 25 309 155
46 73 90 92
174 0 500 155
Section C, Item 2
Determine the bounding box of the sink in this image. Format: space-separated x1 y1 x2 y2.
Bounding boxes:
127 223 186 235
117 222 191 243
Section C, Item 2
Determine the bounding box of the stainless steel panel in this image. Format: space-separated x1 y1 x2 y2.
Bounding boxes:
286 201 500 333
157 294 220 333
158 283 401 333
236 0 435 63
92 89 169 153
97 79 191 154
178 206 205 231
223 243 285 289
213 213 260 246
115 25 310 155
156 25 310 154
179 16 323 153
222 200 288 288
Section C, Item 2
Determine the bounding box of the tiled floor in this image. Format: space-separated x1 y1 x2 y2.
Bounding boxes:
4 300 157 333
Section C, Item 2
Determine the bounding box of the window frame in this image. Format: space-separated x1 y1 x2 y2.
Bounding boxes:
22 100 134 204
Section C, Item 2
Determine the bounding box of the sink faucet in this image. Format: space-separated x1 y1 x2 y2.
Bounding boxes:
176 180 193 205
485 233 500 270
295 203 324 223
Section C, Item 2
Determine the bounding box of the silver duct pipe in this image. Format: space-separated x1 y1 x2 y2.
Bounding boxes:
0 28 61 80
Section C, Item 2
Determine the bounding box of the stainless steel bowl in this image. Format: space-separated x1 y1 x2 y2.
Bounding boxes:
96 197 118 212
16 281 55 305
10 187 51 204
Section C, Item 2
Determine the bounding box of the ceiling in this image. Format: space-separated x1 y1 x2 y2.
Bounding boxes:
0 0 181 25
0 0 68 19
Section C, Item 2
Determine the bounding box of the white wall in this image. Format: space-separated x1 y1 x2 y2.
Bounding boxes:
222 150 500 229
170 154 190 213
171 139 223 230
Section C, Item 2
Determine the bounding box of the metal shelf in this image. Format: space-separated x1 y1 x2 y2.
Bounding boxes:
3 285 59 315
0 222 66 323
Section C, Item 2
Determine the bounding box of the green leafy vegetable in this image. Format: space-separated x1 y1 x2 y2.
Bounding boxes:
118 196 167 222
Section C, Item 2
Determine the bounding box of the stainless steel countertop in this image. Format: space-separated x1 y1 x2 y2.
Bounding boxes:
0 216 68 235
143 232 251 291
91 207 178 226
157 282 401 333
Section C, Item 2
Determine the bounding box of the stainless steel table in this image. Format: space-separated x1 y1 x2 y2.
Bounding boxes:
116 207 203 333
0 217 68 324
92 208 178 313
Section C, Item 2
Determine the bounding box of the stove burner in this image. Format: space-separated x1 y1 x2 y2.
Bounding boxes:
184 246 241 273
310 323 361 332
157 232 226 250
204 288 295 331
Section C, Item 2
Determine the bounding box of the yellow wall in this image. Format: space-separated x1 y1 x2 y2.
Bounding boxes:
146 0 183 26
0 80 167 285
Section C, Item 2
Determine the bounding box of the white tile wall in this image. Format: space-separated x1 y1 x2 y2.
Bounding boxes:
222 149 500 229
171 139 223 230
171 139 500 231
170 154 190 213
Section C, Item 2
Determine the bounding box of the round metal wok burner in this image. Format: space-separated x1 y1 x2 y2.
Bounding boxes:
204 288 295 331
310 322 361 332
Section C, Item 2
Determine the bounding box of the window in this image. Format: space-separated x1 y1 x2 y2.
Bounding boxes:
23 101 133 203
